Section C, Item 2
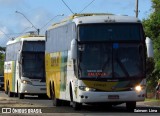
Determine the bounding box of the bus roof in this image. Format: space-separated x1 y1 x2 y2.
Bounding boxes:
6 35 45 46
48 13 141 30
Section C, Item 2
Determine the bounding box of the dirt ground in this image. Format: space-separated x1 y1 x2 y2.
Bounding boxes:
0 97 42 107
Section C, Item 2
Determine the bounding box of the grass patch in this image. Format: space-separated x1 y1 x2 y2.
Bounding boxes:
145 98 160 102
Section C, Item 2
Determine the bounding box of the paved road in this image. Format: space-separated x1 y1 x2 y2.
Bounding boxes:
0 90 160 115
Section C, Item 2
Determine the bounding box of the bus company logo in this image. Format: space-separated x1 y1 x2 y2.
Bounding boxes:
2 108 11 113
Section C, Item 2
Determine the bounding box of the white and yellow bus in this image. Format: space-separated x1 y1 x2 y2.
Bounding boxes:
4 34 46 99
45 13 153 110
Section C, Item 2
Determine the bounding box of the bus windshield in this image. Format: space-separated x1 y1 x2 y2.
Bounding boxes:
22 52 45 79
78 43 144 79
22 41 45 79
78 23 143 41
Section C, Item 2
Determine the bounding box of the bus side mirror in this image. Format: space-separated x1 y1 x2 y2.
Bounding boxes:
145 37 154 58
71 39 77 59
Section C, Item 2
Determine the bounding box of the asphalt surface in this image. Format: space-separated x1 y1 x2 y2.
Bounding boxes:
0 90 160 115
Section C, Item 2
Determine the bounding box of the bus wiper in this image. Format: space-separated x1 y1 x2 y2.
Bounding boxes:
116 58 130 77
95 58 110 79
102 58 110 71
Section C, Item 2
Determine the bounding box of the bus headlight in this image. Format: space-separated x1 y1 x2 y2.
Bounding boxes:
79 86 96 91
135 85 142 92
21 80 32 85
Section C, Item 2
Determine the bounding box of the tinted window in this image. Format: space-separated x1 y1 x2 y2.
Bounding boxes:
22 41 45 52
78 43 144 79
78 23 143 41
22 52 45 79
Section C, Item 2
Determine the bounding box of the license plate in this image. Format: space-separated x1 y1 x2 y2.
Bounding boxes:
108 95 119 99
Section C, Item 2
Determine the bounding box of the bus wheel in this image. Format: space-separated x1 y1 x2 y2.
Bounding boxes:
126 102 136 112
8 84 14 97
38 94 48 99
51 84 61 106
14 83 18 97
72 102 82 110
5 83 8 94
18 93 24 99
70 85 82 110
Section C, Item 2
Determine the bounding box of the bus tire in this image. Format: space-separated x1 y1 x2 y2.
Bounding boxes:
18 93 24 99
38 94 48 99
14 83 18 97
51 83 61 106
5 82 8 94
126 101 136 111
8 91 14 97
70 84 82 110
72 102 82 110
7 84 14 97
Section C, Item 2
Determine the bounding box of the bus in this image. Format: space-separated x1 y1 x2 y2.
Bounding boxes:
45 13 153 110
4 34 46 99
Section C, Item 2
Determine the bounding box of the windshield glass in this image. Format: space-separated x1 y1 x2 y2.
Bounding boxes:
22 52 45 79
79 43 112 78
113 43 144 78
78 43 144 79
78 23 143 41
22 41 45 52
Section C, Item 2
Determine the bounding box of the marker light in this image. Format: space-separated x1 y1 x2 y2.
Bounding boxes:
21 80 32 85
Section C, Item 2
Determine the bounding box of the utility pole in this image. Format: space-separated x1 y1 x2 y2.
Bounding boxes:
135 0 139 18
15 11 40 35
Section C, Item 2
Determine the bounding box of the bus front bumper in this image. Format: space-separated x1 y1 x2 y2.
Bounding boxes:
19 83 46 95
77 90 145 103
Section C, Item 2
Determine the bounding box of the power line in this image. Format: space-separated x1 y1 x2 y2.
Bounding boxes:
0 29 10 39
80 0 96 13
61 0 74 14
40 14 64 30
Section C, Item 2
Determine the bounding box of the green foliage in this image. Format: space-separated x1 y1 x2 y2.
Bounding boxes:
143 0 160 90
0 54 4 75
146 58 155 76
0 46 5 76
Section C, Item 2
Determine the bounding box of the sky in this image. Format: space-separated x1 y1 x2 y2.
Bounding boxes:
0 0 152 46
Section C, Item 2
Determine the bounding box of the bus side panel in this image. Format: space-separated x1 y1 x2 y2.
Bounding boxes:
65 50 75 101
52 52 61 99
45 52 61 99
4 61 16 92
15 61 19 93
4 62 8 92
59 51 68 99
12 61 16 92
45 53 51 98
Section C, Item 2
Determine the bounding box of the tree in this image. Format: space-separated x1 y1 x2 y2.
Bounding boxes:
0 46 5 75
143 0 160 90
